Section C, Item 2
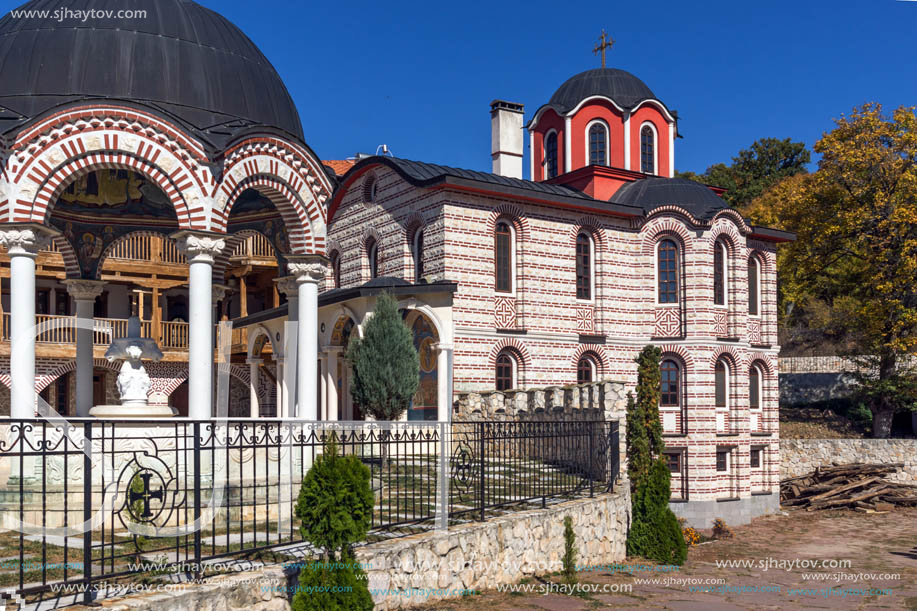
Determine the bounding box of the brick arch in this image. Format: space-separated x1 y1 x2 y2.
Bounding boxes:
488 338 532 386
747 353 776 377
31 358 120 393
643 206 704 228
215 136 332 253
571 344 610 375
326 237 343 259
212 229 279 284
485 204 530 241
220 175 318 255
52 235 82 280
640 217 694 256
24 153 195 229
710 346 747 371
402 212 426 243
657 344 696 372
5 105 213 224
711 208 752 234
93 229 179 280
570 216 607 249
708 219 744 254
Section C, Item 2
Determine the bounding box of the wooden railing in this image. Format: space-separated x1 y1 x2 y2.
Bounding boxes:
0 313 185 348
231 234 275 259
106 234 187 264
160 321 190 350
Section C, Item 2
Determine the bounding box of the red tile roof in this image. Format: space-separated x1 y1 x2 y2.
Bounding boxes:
323 159 356 176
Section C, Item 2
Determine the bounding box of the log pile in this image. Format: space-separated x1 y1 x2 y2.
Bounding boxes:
781 463 917 512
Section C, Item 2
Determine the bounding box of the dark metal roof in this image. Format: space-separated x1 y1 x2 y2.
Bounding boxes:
0 0 303 147
610 177 730 220
318 278 458 308
345 156 643 217
548 68 657 113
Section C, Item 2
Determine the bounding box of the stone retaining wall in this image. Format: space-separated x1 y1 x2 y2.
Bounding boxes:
780 439 917 484
89 488 630 611
355 488 630 609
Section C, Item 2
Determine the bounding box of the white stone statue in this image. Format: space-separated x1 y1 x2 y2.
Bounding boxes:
116 345 152 406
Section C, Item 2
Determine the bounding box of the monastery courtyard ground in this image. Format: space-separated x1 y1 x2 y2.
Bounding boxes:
426 508 917 610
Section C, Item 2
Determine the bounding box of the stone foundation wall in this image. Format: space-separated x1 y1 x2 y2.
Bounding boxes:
356 489 629 609
84 489 630 611
780 439 917 484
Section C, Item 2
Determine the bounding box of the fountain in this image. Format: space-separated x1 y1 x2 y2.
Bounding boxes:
89 315 176 418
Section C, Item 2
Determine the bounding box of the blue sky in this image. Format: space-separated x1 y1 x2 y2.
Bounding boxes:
6 0 917 178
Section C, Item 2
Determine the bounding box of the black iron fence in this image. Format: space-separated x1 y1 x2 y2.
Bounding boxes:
0 418 619 606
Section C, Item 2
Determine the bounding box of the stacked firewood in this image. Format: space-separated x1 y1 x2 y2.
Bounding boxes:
781 463 917 512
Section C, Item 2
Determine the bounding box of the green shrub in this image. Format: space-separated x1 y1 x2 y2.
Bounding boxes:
561 515 577 585
295 439 374 555
625 346 688 566
291 551 373 611
292 439 375 611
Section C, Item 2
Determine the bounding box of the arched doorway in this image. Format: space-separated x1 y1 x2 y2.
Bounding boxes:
402 310 440 421
330 316 360 420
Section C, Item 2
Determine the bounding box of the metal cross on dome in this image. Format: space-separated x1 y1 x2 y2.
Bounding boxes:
593 29 614 68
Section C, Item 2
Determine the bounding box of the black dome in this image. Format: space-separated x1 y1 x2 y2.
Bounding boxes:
548 68 656 113
0 0 303 147
611 177 728 220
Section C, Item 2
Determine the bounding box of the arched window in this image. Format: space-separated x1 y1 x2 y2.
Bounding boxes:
367 238 379 279
577 354 597 384
588 123 607 166
660 359 680 406
641 125 656 174
749 365 762 410
715 360 729 409
748 257 760 316
494 221 514 293
576 232 592 300
545 131 558 179
495 351 516 391
413 229 424 282
714 240 727 306
657 239 679 304
330 251 341 289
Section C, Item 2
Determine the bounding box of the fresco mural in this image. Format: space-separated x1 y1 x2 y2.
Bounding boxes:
409 314 438 421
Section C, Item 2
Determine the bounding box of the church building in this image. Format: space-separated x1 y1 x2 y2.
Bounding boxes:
0 1 790 526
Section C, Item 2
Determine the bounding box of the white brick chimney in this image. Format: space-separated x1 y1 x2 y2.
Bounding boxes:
490 100 524 179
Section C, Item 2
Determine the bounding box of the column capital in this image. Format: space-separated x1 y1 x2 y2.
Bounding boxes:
171 230 226 264
212 283 232 303
275 275 299 298
0 223 59 256
246 358 264 366
63 278 106 301
287 254 328 284
325 345 345 355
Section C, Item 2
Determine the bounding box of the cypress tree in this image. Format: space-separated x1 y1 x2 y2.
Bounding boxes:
345 292 419 421
625 345 687 565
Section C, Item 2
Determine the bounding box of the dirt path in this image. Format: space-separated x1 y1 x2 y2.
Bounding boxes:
423 508 917 610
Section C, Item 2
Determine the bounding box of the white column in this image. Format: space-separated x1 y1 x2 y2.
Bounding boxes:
276 358 285 418
287 258 325 420
64 280 105 416
174 231 225 419
277 276 299 415
434 342 453 422
247 358 261 418
0 228 53 419
325 346 340 422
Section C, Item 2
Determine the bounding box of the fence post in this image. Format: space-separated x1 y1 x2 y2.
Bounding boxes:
478 422 485 522
82 421 92 606
436 421 449 530
589 422 594 498
193 421 202 580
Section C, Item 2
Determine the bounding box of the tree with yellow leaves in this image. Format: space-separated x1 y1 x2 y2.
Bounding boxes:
743 104 917 438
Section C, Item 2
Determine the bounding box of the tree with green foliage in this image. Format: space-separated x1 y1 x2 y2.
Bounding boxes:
625 346 687 565
740 105 917 438
677 137 810 208
561 515 578 586
292 438 375 611
345 292 419 422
